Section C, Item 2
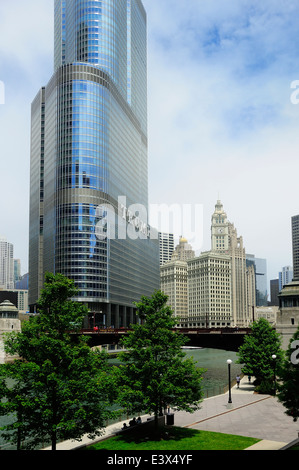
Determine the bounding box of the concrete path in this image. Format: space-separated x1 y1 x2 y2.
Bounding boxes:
174 376 299 450
43 376 299 450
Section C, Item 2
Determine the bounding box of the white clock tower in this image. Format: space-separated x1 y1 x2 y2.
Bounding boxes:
211 200 229 252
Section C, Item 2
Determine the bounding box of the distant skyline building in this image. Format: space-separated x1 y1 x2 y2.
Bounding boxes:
29 0 159 325
292 214 299 280
270 278 279 306
279 265 293 291
246 254 268 306
158 232 174 266
14 259 21 285
0 235 14 290
277 215 299 349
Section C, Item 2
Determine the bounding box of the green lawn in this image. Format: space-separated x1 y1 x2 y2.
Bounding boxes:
86 426 260 451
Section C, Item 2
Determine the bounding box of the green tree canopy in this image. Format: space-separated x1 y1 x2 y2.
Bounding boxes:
236 317 284 392
277 327 299 421
115 291 205 428
0 272 117 450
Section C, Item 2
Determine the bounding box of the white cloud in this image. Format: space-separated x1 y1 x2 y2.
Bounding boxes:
0 0 298 292
143 0 299 290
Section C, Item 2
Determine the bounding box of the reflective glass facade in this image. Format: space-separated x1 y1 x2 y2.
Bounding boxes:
29 1 159 323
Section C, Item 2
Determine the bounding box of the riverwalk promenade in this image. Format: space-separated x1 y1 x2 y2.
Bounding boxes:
43 376 299 451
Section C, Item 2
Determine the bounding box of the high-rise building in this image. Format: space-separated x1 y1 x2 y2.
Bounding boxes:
279 266 293 290
188 251 232 328
246 254 268 306
161 201 255 328
29 0 159 326
270 278 279 305
158 232 174 266
186 201 255 328
292 215 299 280
277 215 299 349
14 259 21 286
0 236 14 290
171 237 195 262
160 237 194 322
210 200 255 326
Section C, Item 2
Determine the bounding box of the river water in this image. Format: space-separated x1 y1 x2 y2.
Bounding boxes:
182 347 242 397
0 347 241 449
108 347 242 398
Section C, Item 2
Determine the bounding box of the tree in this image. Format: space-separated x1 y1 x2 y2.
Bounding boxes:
236 317 284 393
116 291 205 430
277 327 299 421
0 272 117 450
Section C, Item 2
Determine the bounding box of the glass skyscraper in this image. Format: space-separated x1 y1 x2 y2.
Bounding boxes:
29 0 160 327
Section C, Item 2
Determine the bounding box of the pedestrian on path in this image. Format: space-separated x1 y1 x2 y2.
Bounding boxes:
236 375 241 388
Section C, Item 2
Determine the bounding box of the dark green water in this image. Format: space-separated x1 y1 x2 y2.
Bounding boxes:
182 347 241 396
108 347 242 398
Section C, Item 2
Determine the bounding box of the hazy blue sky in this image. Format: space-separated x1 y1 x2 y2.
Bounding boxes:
1 1 299 296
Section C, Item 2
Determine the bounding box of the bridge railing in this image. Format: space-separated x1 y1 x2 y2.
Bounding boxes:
79 327 251 335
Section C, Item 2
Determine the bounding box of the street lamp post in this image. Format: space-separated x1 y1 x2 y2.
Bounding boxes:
227 359 232 404
272 354 277 396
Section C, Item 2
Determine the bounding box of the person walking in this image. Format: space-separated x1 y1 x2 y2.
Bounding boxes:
236 375 241 388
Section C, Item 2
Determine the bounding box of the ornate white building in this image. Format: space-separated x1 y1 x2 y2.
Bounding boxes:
209 200 255 327
160 237 194 321
160 201 256 328
188 251 232 327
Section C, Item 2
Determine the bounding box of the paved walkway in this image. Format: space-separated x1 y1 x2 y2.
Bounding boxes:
174 376 299 450
43 376 299 450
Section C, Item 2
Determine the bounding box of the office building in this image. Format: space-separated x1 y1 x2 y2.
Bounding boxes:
0 236 14 290
159 232 174 266
210 200 255 326
188 251 232 328
246 254 268 306
161 201 255 328
14 259 21 285
292 215 299 280
279 266 293 290
171 236 195 262
187 200 255 327
160 237 194 322
160 259 188 322
270 278 279 305
29 0 160 326
277 215 299 348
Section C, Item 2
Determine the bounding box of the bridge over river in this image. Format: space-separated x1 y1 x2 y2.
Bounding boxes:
76 327 251 352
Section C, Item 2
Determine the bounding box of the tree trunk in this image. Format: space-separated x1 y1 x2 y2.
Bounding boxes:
154 404 159 431
51 388 57 450
51 431 57 451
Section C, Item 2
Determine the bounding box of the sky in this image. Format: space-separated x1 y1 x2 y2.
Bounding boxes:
1 1 299 298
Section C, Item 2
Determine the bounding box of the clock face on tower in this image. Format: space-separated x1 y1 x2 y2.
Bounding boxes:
217 228 224 233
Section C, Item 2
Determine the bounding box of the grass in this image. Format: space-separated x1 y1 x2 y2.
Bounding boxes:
86 425 260 451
